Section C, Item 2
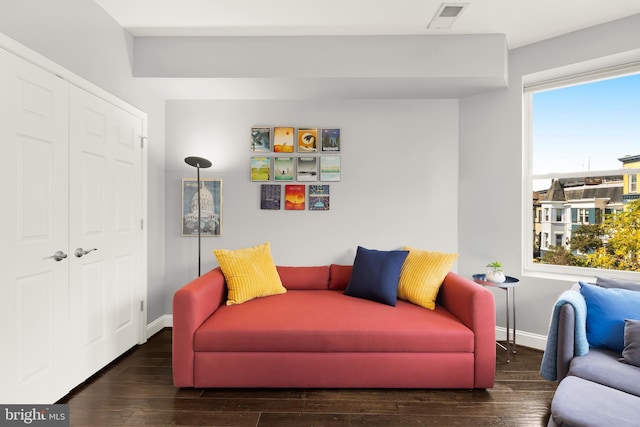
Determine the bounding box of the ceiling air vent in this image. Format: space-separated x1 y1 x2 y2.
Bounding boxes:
427 2 469 29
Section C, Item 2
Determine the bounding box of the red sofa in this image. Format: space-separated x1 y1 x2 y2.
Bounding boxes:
172 265 496 389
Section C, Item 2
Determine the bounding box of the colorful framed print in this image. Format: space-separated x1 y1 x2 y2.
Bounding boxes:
251 127 271 152
309 185 330 211
320 156 341 181
297 127 318 153
297 157 318 181
182 178 222 236
251 156 271 181
285 185 305 210
321 128 341 152
274 127 295 153
260 184 281 210
274 156 294 181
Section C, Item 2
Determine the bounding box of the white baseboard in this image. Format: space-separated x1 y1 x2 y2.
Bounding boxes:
496 326 547 351
146 315 173 339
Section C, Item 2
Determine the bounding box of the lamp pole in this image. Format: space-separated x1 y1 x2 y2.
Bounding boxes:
184 156 212 276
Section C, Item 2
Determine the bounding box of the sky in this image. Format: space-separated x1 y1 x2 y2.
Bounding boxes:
532 72 640 176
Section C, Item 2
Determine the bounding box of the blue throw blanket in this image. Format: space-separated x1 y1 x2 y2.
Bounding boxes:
539 289 589 381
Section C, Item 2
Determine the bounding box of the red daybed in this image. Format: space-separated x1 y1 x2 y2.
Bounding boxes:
172 265 496 389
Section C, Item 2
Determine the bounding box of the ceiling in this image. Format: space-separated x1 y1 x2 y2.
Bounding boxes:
91 0 640 100
94 0 640 49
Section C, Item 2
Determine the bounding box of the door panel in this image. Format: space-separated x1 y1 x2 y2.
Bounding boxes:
17 272 53 383
115 255 135 331
80 260 107 347
69 85 143 384
81 152 107 236
0 48 70 404
18 136 55 240
116 160 135 232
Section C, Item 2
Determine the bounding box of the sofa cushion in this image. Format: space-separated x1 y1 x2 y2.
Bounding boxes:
328 264 352 290
194 290 474 353
397 247 458 310
213 241 286 305
569 348 640 397
596 276 640 292
620 319 640 368
551 376 640 427
277 266 329 290
344 246 409 306
579 282 640 353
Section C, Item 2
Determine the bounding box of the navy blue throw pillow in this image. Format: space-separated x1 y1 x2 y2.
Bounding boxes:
344 246 409 306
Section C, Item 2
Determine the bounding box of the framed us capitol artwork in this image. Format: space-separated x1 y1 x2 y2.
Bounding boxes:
182 178 222 236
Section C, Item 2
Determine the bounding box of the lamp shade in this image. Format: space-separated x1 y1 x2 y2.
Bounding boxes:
184 156 212 169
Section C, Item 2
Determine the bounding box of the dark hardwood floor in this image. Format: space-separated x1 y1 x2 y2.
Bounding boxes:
60 329 555 426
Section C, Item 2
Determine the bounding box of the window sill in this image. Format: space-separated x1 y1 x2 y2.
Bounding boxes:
523 263 640 284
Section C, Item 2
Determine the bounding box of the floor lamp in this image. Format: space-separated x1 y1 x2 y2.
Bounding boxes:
184 156 212 276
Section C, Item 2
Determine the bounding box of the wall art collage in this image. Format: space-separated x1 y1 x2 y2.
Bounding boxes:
251 127 341 211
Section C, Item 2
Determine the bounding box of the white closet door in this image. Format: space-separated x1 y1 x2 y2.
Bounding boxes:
68 85 143 384
0 48 72 403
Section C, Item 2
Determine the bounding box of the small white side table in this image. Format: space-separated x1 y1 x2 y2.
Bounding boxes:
473 274 520 363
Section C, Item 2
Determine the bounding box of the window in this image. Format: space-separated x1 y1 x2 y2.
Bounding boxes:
555 209 564 222
542 232 549 249
576 208 589 224
525 65 640 275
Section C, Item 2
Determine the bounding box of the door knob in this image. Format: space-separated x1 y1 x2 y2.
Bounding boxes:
46 251 68 262
75 248 98 258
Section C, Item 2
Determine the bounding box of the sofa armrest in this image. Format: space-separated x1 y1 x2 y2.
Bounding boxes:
172 267 226 387
556 303 576 382
439 272 496 388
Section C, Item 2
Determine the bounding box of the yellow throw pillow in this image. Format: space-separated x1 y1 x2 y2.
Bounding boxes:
213 242 286 305
397 247 458 310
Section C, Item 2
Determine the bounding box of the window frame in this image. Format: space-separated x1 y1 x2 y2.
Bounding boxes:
576 208 589 225
522 61 640 280
542 232 549 250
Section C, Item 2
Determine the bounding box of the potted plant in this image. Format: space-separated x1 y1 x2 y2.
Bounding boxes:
485 261 506 283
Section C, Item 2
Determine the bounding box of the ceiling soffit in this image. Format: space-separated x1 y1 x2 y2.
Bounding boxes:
133 34 508 99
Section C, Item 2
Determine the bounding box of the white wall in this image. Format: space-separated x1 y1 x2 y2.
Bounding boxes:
164 99 459 313
459 13 640 342
0 0 167 324
4 0 638 343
